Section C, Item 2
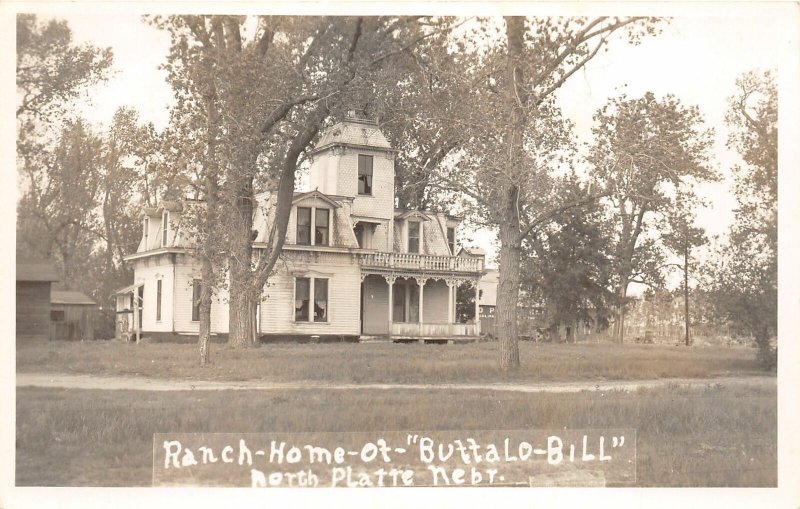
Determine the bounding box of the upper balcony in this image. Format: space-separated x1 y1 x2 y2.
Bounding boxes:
357 251 484 274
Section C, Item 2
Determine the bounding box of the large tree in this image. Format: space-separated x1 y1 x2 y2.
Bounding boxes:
705 70 777 368
662 195 706 346
16 14 112 121
589 92 716 343
521 173 615 343
16 14 118 330
419 17 662 369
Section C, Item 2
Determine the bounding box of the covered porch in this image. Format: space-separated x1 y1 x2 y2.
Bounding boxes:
360 272 481 340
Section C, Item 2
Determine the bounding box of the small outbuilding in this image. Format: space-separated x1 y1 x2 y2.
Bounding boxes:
50 290 97 341
16 262 59 341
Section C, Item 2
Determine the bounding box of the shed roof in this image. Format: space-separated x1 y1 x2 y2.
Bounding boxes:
16 262 59 282
51 290 96 306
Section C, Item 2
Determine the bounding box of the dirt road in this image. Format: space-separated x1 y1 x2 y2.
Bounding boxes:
16 372 776 393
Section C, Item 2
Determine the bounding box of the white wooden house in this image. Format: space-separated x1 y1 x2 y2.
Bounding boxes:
116 114 485 342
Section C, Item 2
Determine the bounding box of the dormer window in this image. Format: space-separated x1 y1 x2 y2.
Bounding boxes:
161 211 169 247
296 206 330 246
408 221 420 253
447 226 455 254
358 154 373 195
315 209 329 246
296 207 312 245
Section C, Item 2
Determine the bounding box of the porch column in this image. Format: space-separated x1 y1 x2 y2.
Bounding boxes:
446 278 457 336
416 277 426 337
474 279 481 336
386 275 396 338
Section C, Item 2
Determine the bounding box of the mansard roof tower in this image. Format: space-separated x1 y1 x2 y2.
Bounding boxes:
308 111 397 223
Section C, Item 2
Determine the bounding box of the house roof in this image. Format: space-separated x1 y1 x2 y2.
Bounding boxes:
51 290 96 306
16 262 59 282
313 117 394 153
114 283 141 295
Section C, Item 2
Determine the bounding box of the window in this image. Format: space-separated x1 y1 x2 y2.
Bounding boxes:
296 207 311 245
295 277 310 321
315 209 329 246
143 217 149 247
161 211 169 247
50 310 65 322
358 154 373 195
192 279 201 322
408 221 420 253
392 281 419 323
156 279 162 321
447 227 455 254
314 278 328 322
295 277 329 322
137 285 144 329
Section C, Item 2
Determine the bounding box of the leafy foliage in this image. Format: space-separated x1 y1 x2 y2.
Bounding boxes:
589 92 716 342
704 70 777 369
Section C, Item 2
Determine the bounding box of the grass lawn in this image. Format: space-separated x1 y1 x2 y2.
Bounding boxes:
17 339 766 384
16 383 776 487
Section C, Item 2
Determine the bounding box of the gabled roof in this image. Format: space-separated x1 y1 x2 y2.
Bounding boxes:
17 262 59 282
292 189 342 209
395 209 433 221
51 290 96 306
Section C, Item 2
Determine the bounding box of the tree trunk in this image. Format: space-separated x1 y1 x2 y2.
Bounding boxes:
496 16 527 371
229 286 255 348
684 244 691 346
497 201 521 370
228 177 258 348
613 281 628 343
199 257 213 365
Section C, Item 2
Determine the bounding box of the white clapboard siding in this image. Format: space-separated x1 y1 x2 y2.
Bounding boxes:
173 264 230 334
260 262 361 336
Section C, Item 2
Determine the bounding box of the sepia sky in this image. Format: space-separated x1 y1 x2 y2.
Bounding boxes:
39 7 786 277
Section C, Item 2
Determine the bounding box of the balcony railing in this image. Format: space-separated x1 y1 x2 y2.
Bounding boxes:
358 251 484 273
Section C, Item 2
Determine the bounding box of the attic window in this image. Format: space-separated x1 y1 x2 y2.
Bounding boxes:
358 154 373 195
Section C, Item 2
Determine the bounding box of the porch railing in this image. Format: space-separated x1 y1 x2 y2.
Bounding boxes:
358 252 483 273
390 322 479 338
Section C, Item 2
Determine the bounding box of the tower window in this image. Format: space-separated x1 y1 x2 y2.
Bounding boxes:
358 154 373 195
